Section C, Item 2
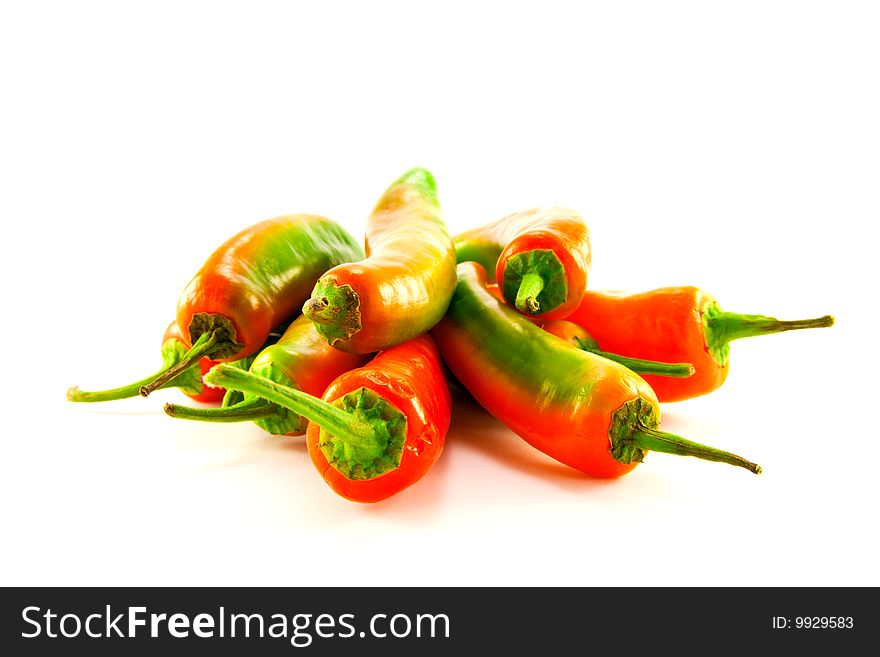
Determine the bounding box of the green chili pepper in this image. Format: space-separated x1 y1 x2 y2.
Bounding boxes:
431 262 761 478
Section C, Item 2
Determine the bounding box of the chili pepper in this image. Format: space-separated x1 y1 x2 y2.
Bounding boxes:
452 207 591 319
431 262 761 478
138 214 363 396
204 334 451 503
302 168 456 354
164 315 369 435
67 321 225 404
565 288 835 402
482 283 694 379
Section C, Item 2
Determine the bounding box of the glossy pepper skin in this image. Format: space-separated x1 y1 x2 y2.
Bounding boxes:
205 335 451 503
453 207 591 320
431 263 760 478
566 288 834 402
302 168 457 354
67 321 224 404
164 315 369 435
138 214 364 397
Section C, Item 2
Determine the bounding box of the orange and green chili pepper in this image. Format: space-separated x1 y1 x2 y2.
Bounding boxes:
565 287 835 402
302 168 457 354
164 315 369 435
431 263 761 478
205 334 451 503
137 214 363 396
453 207 591 320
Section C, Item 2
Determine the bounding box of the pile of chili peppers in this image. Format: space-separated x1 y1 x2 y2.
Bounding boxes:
68 167 834 503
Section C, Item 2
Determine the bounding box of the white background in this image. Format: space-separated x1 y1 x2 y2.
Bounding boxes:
1 1 877 587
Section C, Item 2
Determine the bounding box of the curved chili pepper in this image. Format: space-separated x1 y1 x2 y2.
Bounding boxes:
137 214 363 396
302 168 456 354
453 207 591 320
204 335 451 503
67 322 225 404
482 283 694 379
566 288 835 402
164 315 369 435
431 262 761 478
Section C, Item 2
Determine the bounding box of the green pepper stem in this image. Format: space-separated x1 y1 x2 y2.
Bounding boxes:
514 273 544 314
67 368 177 402
164 397 275 423
631 424 761 474
221 388 245 408
68 339 195 402
302 282 362 346
204 364 378 449
710 312 834 345
139 331 218 397
572 338 695 378
303 296 333 325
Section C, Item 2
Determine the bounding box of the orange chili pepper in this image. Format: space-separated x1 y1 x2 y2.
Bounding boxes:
566 287 834 402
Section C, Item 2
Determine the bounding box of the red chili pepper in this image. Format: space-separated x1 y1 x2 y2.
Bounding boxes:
565 287 834 402
138 214 363 396
453 207 591 320
205 335 451 503
432 263 761 478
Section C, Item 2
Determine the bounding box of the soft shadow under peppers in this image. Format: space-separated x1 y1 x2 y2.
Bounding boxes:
431 262 761 478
